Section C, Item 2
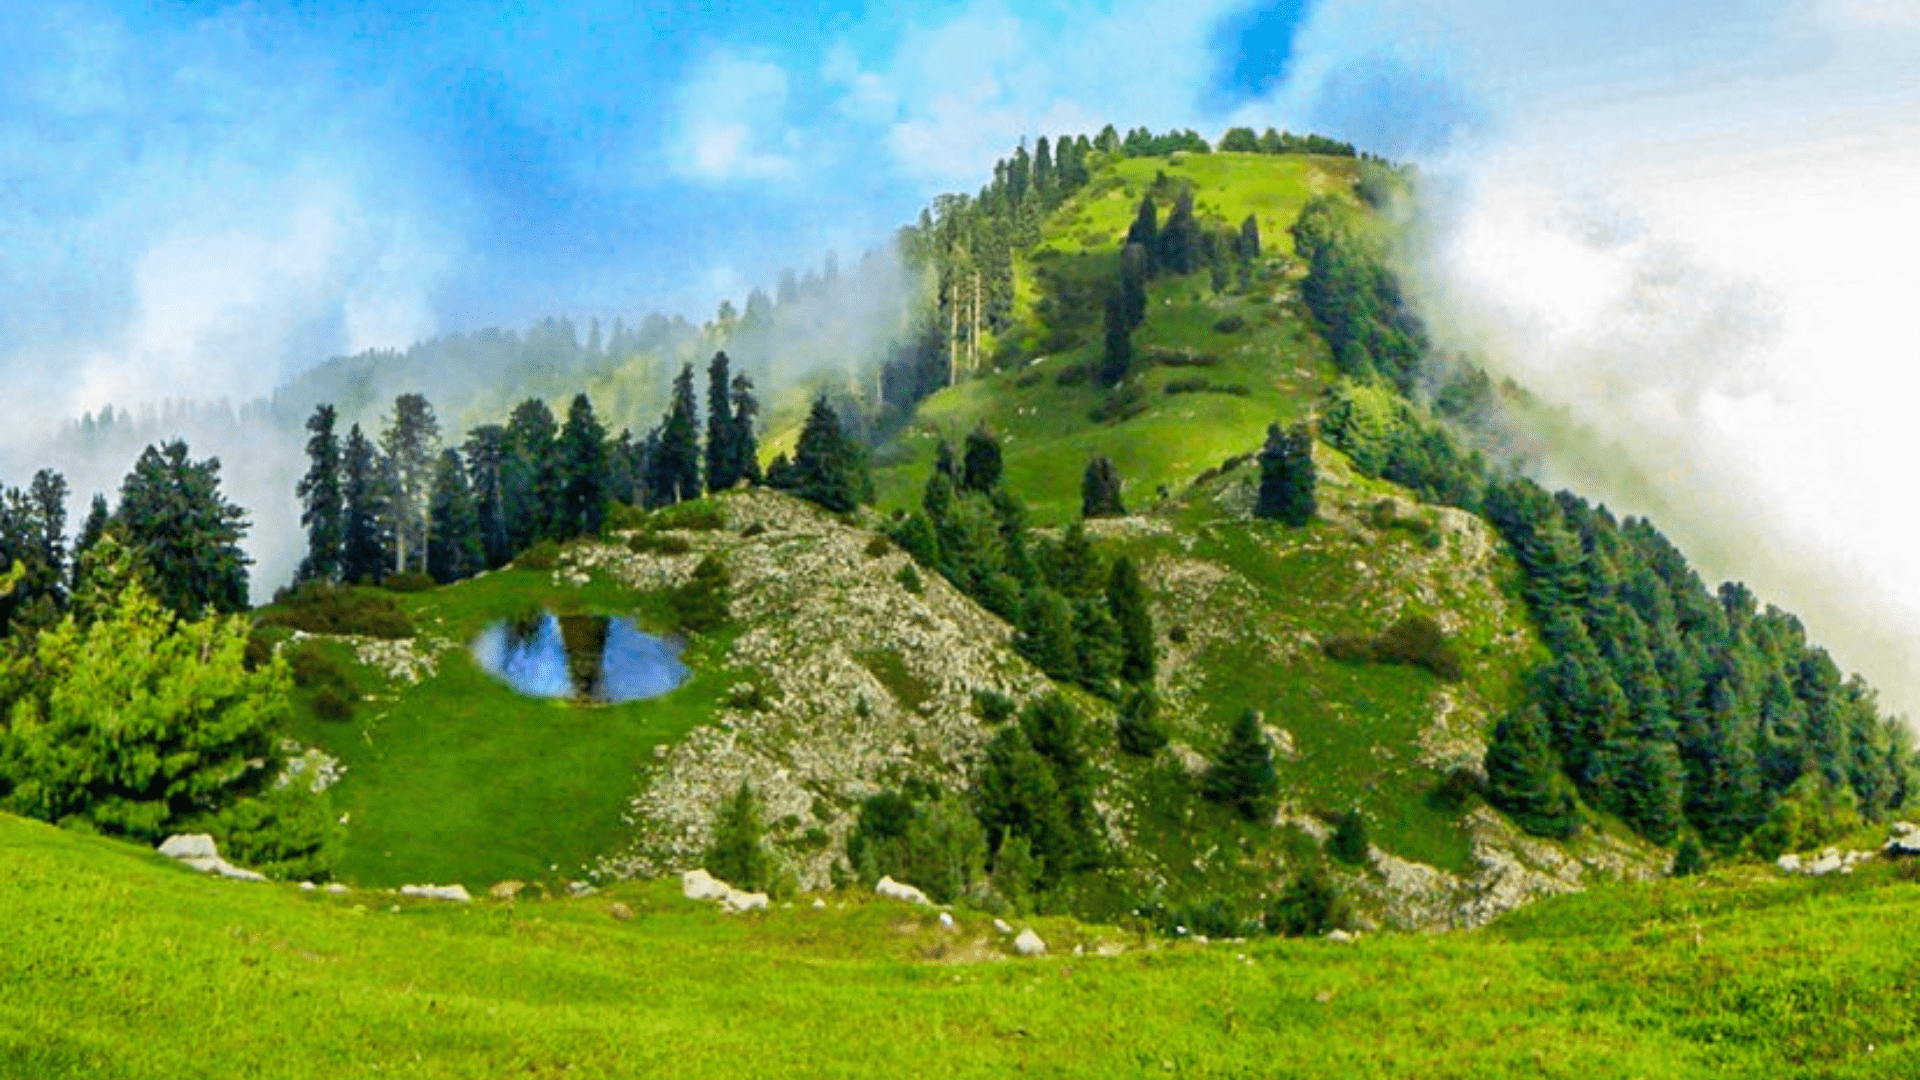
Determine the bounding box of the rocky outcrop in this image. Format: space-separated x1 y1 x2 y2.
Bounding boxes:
597 490 1052 890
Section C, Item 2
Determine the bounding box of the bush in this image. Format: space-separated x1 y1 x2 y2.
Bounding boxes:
516 540 560 571
313 687 355 722
1089 382 1150 424
1427 767 1482 813
1167 625 1190 644
254 582 414 639
243 631 273 672
864 535 893 558
1212 314 1246 334
707 781 773 893
1266 866 1349 937
604 503 650 531
1329 808 1370 865
285 639 345 691
845 789 988 904
1671 835 1708 877
628 533 693 555
740 521 768 538
1321 615 1462 682
1053 362 1094 387
200 780 343 882
1116 687 1168 757
972 689 1016 723
654 501 726 531
671 554 731 634
382 571 435 593
895 563 924 595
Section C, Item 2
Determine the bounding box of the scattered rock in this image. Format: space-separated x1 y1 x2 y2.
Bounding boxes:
490 880 526 900
607 902 634 921
875 876 932 906
1777 853 1803 873
938 912 955 931
993 918 1013 935
399 884 472 903
299 881 317 892
1887 833 1920 857
1013 929 1047 957
812 898 827 909
1326 929 1354 943
567 881 598 898
1892 821 1917 838
325 883 350 896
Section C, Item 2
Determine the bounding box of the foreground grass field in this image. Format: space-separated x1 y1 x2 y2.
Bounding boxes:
6 812 1917 1079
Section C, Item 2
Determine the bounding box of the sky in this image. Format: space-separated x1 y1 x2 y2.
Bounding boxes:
4 0 1920 712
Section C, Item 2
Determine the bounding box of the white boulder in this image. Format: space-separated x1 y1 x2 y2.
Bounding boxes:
682 869 732 902
1013 929 1047 956
399 884 472 903
875 876 932 906
1776 853 1802 873
1326 929 1355 944
993 918 1013 935
1887 834 1920 857
158 834 219 861
1806 853 1844 877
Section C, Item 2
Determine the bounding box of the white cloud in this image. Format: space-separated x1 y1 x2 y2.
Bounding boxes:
671 50 798 182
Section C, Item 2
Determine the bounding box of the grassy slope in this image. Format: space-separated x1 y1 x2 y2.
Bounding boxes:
271 567 752 890
870 152 1354 523
6 812 1918 1079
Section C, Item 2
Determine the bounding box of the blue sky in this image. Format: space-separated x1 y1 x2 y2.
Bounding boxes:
8 0 1920 710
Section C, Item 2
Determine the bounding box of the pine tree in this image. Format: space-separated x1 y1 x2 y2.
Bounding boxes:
649 364 702 505
704 351 740 493
1120 243 1149 328
1237 213 1261 261
1015 588 1080 682
426 449 483 584
556 393 609 537
706 780 772 892
378 393 440 575
1126 194 1159 274
1203 708 1279 821
70 494 109 594
340 424 388 586
1484 705 1580 838
1159 187 1200 275
1329 808 1371 865
503 399 559 544
1100 290 1133 386
1081 455 1126 518
113 440 250 618
295 404 344 584
961 424 1003 493
1115 686 1169 756
462 424 512 569
1256 421 1316 525
786 394 867 513
729 371 762 484
1107 555 1156 685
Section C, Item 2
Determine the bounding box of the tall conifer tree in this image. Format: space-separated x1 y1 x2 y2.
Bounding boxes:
295 404 344 584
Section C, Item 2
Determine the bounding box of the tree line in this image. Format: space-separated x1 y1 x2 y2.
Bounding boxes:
1288 186 1918 857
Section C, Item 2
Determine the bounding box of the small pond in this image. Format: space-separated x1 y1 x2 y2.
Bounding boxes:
471 612 689 703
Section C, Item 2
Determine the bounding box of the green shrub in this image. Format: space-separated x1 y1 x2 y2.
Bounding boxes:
706 781 773 894
671 555 731 634
1053 362 1094 387
285 639 345 691
1427 767 1482 813
864 535 892 558
654 500 726 531
604 503 650 531
243 631 273 672
740 522 767 538
381 571 435 593
1116 686 1168 757
1089 382 1149 424
895 563 924 595
1322 615 1462 682
971 689 1016 724
313 687 355 723
628 533 692 555
516 541 560 571
1212 314 1246 334
254 582 414 639
1671 835 1708 877
1329 808 1370 865
845 789 987 904
1167 625 1190 644
1266 865 1349 937
200 780 343 882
